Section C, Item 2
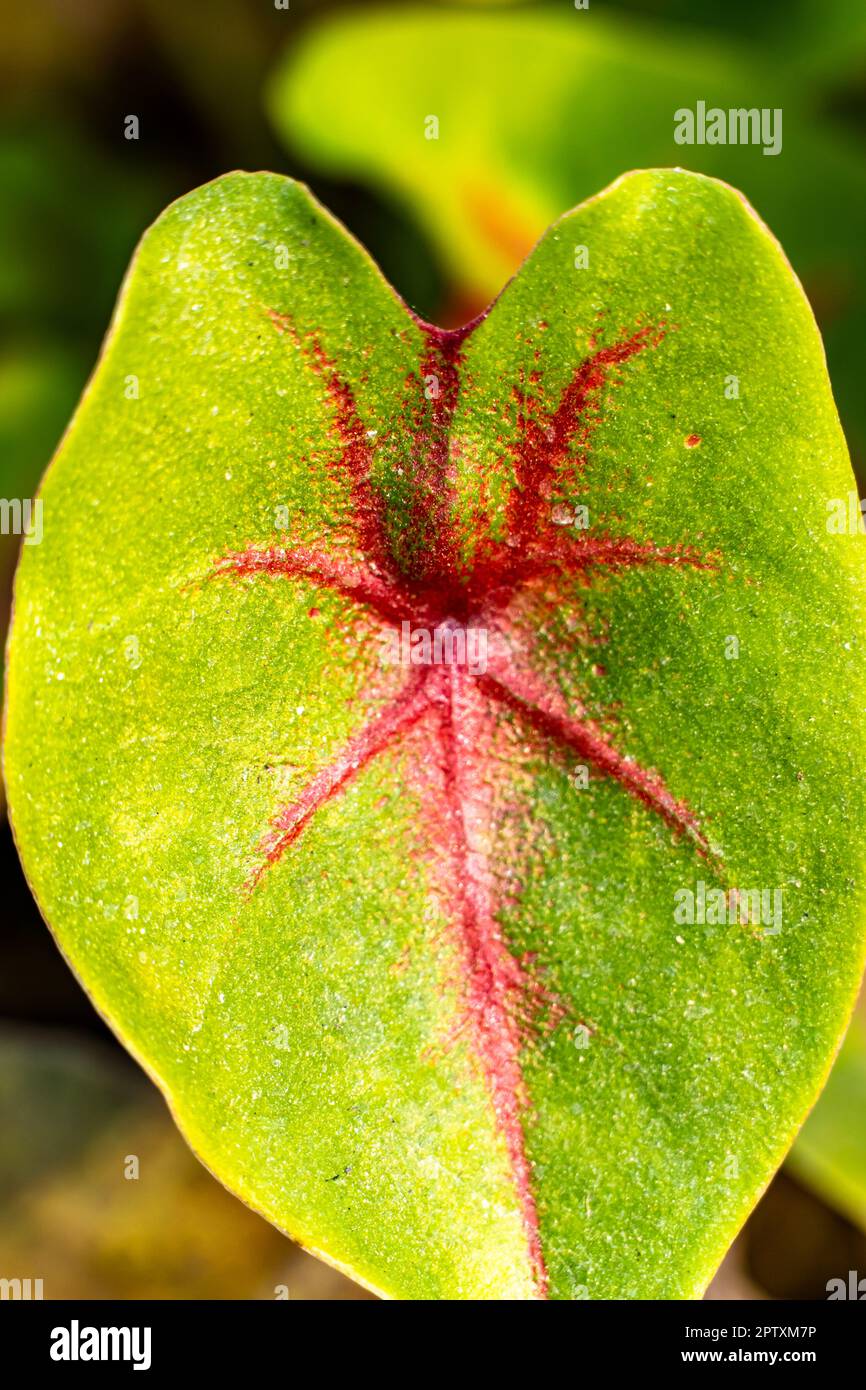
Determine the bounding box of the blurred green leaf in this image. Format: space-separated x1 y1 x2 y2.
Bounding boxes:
271 5 866 460
606 0 866 74
788 1015 866 1235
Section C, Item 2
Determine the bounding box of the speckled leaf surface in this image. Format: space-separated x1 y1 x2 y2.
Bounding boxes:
5 169 866 1300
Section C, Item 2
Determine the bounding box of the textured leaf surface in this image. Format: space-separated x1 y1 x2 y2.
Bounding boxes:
5 169 866 1299
271 5 866 459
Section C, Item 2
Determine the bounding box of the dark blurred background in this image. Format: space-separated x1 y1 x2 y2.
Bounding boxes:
1 0 866 1299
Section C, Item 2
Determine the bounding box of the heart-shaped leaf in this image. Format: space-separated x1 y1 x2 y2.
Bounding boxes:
6 169 866 1299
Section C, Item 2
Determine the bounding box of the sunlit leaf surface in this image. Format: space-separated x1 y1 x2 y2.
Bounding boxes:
6 169 866 1298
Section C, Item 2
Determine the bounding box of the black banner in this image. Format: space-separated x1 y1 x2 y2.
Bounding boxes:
0 1296 862 1374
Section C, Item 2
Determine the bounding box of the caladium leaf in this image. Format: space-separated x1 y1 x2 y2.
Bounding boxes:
5 168 866 1300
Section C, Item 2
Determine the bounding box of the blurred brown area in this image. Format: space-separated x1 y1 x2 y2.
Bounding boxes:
706 1174 866 1301
0 1028 371 1299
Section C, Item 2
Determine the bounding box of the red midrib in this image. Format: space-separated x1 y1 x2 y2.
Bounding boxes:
210 308 721 1298
436 661 549 1295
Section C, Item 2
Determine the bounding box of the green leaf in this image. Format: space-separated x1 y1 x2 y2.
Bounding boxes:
270 5 866 459
787 1014 866 1234
5 168 866 1300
